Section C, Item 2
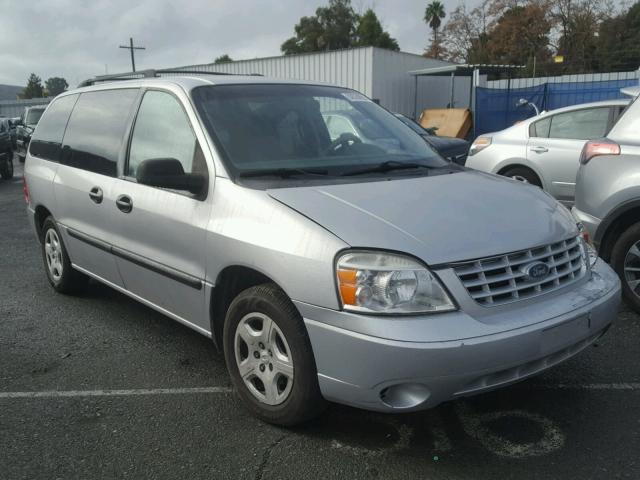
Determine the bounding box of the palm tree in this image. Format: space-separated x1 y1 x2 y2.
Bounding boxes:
424 1 446 54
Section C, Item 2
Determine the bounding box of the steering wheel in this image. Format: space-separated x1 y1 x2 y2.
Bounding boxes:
326 133 362 154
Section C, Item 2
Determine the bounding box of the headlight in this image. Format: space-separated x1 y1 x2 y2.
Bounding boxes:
468 136 491 156
336 251 456 314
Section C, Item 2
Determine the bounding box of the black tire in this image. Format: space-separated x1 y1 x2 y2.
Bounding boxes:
610 222 640 313
501 166 542 187
0 152 13 180
223 283 326 426
40 216 88 294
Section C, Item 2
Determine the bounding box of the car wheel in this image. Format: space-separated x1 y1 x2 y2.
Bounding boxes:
501 166 542 187
610 222 640 313
41 216 88 294
223 283 326 426
0 153 13 180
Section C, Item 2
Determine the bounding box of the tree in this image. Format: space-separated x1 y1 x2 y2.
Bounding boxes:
281 0 359 54
441 0 492 63
485 3 552 67
424 1 446 58
214 54 233 64
597 2 640 71
356 9 399 50
45 77 68 97
19 73 44 99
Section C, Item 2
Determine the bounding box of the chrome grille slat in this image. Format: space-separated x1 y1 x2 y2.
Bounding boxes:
453 237 587 306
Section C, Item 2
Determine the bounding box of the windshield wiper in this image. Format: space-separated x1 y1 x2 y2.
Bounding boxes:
238 167 330 178
340 160 434 177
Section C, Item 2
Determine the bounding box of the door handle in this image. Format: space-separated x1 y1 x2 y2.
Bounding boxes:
89 186 103 204
530 146 548 153
116 194 133 213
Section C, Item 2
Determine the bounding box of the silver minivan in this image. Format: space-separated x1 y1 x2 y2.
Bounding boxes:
25 73 620 426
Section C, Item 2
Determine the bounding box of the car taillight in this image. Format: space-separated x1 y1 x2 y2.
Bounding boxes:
580 140 620 165
23 177 30 204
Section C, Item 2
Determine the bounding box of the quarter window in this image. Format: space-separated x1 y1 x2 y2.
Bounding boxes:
127 90 205 178
61 89 138 177
29 95 78 162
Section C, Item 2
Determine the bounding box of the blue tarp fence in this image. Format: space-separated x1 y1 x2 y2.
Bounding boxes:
474 78 638 137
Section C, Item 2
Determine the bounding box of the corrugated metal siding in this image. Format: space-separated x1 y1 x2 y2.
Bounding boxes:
0 97 52 117
172 47 374 97
370 49 454 117
487 70 639 89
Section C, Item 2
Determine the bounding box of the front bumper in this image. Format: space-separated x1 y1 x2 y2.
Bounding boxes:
297 259 620 412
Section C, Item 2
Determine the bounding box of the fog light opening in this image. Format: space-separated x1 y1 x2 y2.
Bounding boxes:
379 383 430 409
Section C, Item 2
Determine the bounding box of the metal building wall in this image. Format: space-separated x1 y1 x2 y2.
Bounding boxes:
0 97 52 117
173 47 374 97
370 49 453 117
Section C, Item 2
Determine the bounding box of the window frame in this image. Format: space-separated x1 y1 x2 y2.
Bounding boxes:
122 87 210 201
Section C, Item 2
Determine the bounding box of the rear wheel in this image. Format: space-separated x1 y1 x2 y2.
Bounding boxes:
223 283 326 426
0 152 13 179
41 217 88 294
501 166 542 187
610 222 640 313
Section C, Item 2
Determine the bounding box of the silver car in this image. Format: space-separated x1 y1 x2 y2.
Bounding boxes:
466 100 629 205
24 74 620 426
573 86 640 313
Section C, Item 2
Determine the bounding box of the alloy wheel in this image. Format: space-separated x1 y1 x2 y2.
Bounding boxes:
44 228 63 282
234 312 294 405
624 241 640 300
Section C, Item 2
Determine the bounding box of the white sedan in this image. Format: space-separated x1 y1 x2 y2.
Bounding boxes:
466 99 629 205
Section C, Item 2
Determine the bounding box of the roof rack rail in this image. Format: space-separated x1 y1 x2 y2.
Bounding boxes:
78 69 263 88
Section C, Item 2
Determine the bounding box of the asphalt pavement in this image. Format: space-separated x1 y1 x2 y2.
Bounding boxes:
1 156 639 479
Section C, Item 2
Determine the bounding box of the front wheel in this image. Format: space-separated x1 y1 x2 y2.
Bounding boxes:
611 222 640 313
223 283 326 426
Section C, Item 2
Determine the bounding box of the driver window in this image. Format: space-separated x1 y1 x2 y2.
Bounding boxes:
324 115 358 141
128 90 207 178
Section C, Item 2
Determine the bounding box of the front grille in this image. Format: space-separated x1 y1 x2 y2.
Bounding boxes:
452 237 586 306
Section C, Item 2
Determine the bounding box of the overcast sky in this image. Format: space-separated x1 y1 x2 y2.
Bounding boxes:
0 0 463 87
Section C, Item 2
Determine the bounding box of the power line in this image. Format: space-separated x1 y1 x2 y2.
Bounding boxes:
119 37 146 72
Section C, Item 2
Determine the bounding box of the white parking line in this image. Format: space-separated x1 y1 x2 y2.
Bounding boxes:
0 386 233 399
0 383 638 399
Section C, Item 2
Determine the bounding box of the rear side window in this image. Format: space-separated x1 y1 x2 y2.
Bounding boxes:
61 89 138 177
548 107 610 140
29 95 78 162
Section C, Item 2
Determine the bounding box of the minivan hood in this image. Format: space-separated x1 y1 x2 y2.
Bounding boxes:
268 170 577 265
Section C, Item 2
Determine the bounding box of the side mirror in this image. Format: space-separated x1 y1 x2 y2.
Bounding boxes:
516 98 530 107
136 158 206 196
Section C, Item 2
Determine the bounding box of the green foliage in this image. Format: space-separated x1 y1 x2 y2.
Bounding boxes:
214 54 233 64
20 73 44 99
597 2 640 71
424 1 447 59
45 77 68 97
281 0 398 54
356 9 399 50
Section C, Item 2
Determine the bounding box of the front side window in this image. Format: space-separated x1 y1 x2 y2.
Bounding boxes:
127 90 203 178
61 89 138 177
548 107 610 140
192 84 446 183
29 94 78 162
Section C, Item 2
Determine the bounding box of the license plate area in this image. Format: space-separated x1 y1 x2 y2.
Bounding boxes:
541 314 590 355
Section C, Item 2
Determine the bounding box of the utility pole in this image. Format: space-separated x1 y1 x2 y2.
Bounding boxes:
119 37 145 72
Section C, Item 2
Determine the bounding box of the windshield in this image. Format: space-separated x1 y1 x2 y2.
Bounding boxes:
192 84 447 179
25 108 44 125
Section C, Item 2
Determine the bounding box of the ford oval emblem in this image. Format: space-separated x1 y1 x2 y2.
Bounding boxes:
522 261 550 281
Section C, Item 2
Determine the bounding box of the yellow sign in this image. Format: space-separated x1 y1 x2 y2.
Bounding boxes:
554 55 564 63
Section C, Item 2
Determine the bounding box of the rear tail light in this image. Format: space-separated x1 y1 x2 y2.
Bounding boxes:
580 139 620 164
23 177 30 205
